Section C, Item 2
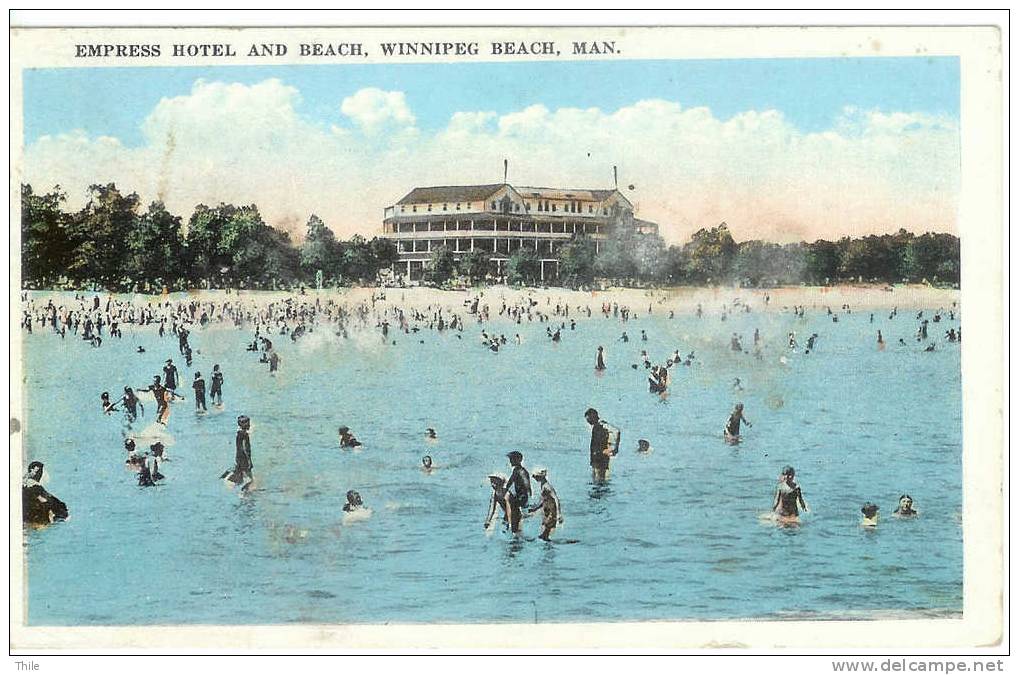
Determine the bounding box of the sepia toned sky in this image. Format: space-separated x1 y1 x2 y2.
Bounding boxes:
22 58 960 244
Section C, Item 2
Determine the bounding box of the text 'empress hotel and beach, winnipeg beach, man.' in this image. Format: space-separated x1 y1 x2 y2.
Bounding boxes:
382 169 659 282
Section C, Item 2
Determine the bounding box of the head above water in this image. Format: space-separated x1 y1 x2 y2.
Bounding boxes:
150 442 165 456
422 455 432 468
638 439 651 451
338 426 350 435
346 490 362 506
861 502 879 518
125 439 136 450
898 494 914 510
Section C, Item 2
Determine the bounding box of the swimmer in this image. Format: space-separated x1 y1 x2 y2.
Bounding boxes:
425 427 438 440
894 494 918 517
100 391 118 414
772 466 808 523
136 346 145 353
504 451 532 534
528 468 563 541
483 474 511 531
861 502 879 527
338 426 363 449
421 455 434 474
724 403 752 442
342 490 364 512
636 439 652 454
124 438 144 470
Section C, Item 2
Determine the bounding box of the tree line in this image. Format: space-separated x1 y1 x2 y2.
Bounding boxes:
22 182 959 291
21 183 398 291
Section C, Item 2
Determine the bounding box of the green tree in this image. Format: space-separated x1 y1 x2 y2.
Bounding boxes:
457 250 489 285
66 183 141 289
558 235 597 287
425 245 456 285
127 201 185 290
369 237 399 275
21 184 72 287
299 214 340 281
506 248 540 286
805 239 842 285
680 223 737 284
631 232 667 282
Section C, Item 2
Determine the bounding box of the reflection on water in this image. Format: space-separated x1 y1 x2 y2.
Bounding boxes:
21 303 962 624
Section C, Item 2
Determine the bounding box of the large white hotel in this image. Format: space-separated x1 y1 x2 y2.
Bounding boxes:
382 181 659 281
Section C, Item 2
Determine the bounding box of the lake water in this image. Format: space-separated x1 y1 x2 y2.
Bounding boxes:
20 296 962 624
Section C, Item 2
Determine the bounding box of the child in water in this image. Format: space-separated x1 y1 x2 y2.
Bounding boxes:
528 468 563 541
338 426 363 448
483 474 511 531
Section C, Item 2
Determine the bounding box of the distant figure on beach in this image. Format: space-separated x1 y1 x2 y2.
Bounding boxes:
22 461 68 526
210 364 224 406
861 502 879 527
528 468 563 541
221 415 253 490
585 408 619 482
724 403 751 443
484 474 511 531
772 466 808 524
595 346 606 371
504 451 532 533
338 426 363 449
342 490 365 512
192 372 207 412
894 495 918 517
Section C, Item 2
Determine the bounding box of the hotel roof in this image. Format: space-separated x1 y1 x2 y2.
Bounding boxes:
395 183 626 205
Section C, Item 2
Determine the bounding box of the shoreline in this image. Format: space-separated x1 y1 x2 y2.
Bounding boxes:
21 284 960 314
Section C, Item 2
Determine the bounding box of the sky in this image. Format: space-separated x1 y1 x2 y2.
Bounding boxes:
21 57 960 243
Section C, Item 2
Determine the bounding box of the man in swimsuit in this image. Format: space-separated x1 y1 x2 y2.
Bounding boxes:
772 466 808 522
210 364 224 406
528 468 563 541
483 474 511 531
504 451 532 533
192 372 207 412
585 408 618 482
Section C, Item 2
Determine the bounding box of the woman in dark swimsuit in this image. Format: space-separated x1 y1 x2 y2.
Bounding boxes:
772 466 808 523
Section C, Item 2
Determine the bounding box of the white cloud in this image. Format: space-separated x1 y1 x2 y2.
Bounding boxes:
340 87 415 134
22 80 959 244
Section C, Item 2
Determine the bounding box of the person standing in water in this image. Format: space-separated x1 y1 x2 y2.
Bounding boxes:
504 451 532 534
772 466 808 523
192 372 207 412
483 474 511 531
528 468 563 541
22 461 68 526
595 346 606 371
724 402 752 441
210 364 224 406
163 359 179 392
222 415 254 491
585 408 619 482
118 386 144 422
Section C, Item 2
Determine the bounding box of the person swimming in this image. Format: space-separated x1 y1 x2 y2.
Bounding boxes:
421 455 434 473
100 391 118 414
338 426 363 448
894 494 918 517
772 466 808 522
636 439 652 454
342 490 364 512
484 474 511 531
528 468 563 541
124 438 144 470
861 502 879 527
425 427 437 440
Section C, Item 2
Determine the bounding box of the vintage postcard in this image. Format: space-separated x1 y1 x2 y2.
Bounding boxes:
8 23 1004 651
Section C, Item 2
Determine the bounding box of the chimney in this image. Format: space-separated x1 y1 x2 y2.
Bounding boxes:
504 159 508 184
613 165 618 189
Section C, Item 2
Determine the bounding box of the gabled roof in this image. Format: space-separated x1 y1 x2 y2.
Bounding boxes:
396 184 507 205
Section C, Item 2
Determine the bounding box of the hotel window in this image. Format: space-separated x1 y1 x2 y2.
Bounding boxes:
412 205 417 213
428 204 432 212
491 201 497 210
588 205 593 213
602 208 607 215
456 203 461 210
443 203 448 211
551 203 557 212
400 206 405 213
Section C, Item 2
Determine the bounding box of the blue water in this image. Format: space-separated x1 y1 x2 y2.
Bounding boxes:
20 297 962 624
